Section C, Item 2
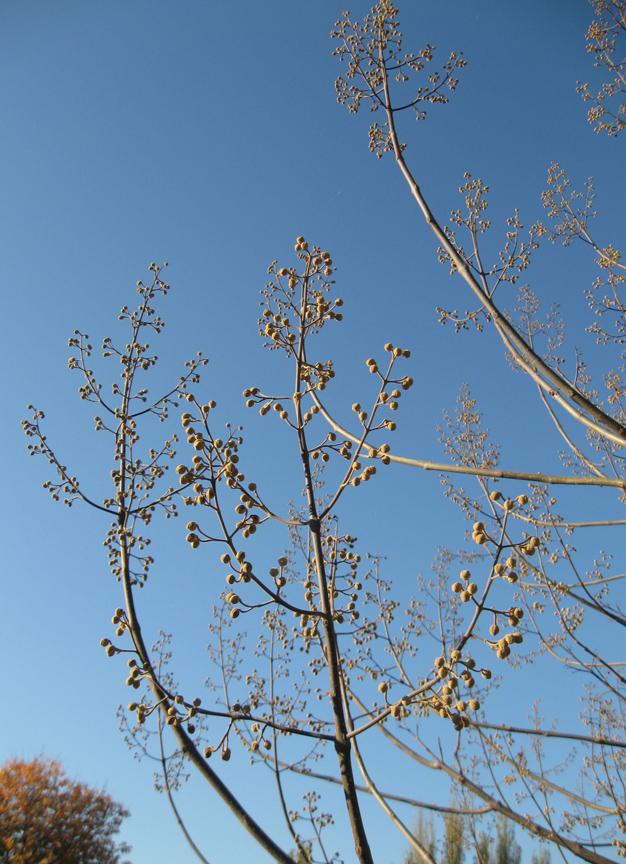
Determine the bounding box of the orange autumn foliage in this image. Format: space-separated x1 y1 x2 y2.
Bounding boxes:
0 757 131 864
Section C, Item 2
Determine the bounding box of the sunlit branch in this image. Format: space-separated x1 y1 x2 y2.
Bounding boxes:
312 394 626 489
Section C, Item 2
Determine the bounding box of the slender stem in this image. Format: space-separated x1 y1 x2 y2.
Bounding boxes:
157 712 212 864
311 393 626 490
294 266 374 864
379 44 626 449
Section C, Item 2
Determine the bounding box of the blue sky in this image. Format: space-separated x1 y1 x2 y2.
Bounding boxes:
1 1 624 862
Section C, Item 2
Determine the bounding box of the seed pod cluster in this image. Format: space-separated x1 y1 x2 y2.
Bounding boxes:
451 568 478 603
125 657 143 690
258 241 340 367
424 649 488 729
472 521 488 545
519 535 541 557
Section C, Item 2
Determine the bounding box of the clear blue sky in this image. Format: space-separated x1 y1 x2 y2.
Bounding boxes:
1 1 623 862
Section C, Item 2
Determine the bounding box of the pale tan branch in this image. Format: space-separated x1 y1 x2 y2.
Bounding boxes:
471 720 626 748
312 394 626 490
380 59 626 450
